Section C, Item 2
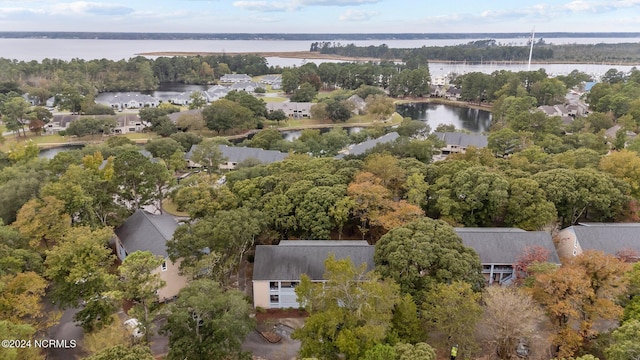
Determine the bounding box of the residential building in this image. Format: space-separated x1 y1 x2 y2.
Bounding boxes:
335 132 399 158
556 223 640 260
432 132 488 155
220 74 252 83
95 92 159 110
112 210 188 302
252 240 375 309
455 228 560 285
185 144 289 170
230 81 262 93
266 102 313 118
346 94 366 115
45 114 147 135
445 87 462 100
260 75 282 85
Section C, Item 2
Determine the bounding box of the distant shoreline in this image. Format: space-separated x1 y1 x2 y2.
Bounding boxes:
136 50 640 66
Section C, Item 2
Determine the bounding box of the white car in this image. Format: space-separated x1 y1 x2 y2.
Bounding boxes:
123 318 144 338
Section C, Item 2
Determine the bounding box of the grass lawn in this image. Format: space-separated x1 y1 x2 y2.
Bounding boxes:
123 133 157 141
1 133 67 152
162 198 189 217
260 96 289 103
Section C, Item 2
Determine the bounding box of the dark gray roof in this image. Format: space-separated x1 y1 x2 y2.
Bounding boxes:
186 144 288 164
569 224 640 255
455 228 561 265
253 240 374 281
433 132 488 148
167 109 202 123
335 132 399 158
114 210 178 258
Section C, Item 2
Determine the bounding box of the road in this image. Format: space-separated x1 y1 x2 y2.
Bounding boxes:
44 306 86 360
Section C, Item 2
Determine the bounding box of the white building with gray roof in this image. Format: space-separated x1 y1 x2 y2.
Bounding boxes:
113 210 188 302
95 92 159 110
433 132 488 155
454 228 560 285
186 144 289 170
335 132 399 159
220 74 252 83
557 223 640 260
252 240 374 309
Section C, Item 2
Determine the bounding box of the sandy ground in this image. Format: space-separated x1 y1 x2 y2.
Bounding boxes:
136 50 389 62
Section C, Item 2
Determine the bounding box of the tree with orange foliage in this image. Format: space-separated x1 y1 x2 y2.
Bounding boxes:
529 250 629 358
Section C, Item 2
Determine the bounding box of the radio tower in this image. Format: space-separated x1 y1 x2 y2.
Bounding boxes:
527 27 535 71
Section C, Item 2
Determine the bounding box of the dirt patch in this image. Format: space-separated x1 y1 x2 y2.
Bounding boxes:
255 308 308 322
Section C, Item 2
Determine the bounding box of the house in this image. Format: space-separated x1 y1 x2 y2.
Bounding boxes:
455 228 560 285
45 114 147 135
556 223 640 260
431 76 447 86
346 95 366 115
113 114 147 134
45 96 56 108
605 124 637 141
167 109 203 124
230 81 261 93
445 87 461 100
220 74 252 83
185 144 289 170
537 105 569 117
112 210 188 302
266 102 313 118
260 75 282 85
335 132 400 159
430 85 447 97
432 132 488 155
168 91 205 106
252 240 375 309
22 93 40 106
205 86 230 102
95 92 159 110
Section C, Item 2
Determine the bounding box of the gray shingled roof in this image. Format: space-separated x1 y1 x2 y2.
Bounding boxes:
570 225 640 255
114 210 178 258
433 132 488 148
186 144 288 164
455 228 561 265
335 132 400 158
167 109 202 123
253 240 374 281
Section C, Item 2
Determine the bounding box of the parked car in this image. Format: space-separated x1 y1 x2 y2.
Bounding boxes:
124 318 144 338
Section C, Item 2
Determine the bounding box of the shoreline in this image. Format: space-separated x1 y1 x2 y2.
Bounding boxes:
136 50 640 66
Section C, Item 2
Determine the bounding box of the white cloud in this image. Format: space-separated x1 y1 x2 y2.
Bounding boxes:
233 0 296 12
0 7 44 18
49 1 133 16
564 0 640 12
339 9 377 21
302 0 380 5
233 0 381 12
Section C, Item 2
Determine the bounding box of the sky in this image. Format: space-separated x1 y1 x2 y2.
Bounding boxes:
0 0 639 33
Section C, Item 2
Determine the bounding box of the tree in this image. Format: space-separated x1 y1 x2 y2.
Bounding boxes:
388 294 426 345
0 162 47 224
422 281 482 357
161 279 254 360
189 138 226 174
12 195 71 250
0 271 55 331
144 137 184 160
7 141 40 164
479 286 548 360
291 82 318 102
225 90 267 117
530 251 629 358
374 218 484 301
0 320 43 360
82 315 130 355
605 320 640 360
85 345 154 360
365 94 395 120
394 342 436 360
3 96 30 137
167 208 263 284
117 251 165 342
504 177 557 230
170 131 202 151
202 99 255 134
44 226 117 331
599 149 640 199
113 150 173 211
326 100 353 122
432 166 509 226
188 91 207 110
293 255 401 360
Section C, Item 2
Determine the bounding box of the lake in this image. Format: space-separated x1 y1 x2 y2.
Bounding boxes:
3 37 639 77
396 103 492 134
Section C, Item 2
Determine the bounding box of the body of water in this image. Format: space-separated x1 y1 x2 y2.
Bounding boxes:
396 103 492 134
3 37 637 77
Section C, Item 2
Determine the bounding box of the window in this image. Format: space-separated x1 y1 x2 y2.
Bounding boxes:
270 281 278 290
270 295 279 304
161 261 167 271
280 281 298 288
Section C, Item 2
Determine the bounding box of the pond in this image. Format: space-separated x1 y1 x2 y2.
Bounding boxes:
395 103 492 133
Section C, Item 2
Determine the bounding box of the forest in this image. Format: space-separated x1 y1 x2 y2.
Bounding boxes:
4 51 640 359
310 40 640 63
